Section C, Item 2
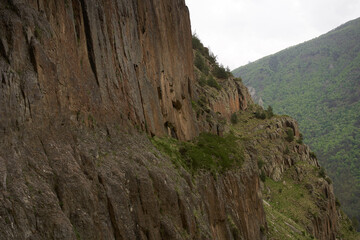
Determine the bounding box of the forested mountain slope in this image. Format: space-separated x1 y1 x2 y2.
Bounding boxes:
233 17 360 227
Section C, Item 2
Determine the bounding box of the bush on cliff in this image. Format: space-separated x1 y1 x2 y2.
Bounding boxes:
194 52 209 75
181 132 243 173
255 110 266 119
285 129 294 142
266 105 274 118
151 132 244 174
207 76 221 90
212 64 229 79
231 113 238 124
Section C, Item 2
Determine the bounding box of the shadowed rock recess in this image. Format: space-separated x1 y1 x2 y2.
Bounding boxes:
0 0 350 239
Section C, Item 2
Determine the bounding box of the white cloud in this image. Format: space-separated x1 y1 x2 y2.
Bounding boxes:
185 0 360 69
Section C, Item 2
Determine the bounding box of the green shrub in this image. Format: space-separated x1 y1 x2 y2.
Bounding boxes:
194 52 205 71
207 52 217 64
257 159 265 169
198 74 207 87
325 176 332 184
231 113 238 124
226 66 233 77
192 34 203 51
285 129 294 142
255 110 266 119
228 216 240 239
192 34 217 64
194 52 209 75
335 198 341 207
207 76 221 90
260 170 266 182
318 167 326 178
266 105 274 118
309 151 317 159
181 132 243 173
297 133 304 144
212 64 228 79
284 146 290 154
351 217 359 231
260 225 266 234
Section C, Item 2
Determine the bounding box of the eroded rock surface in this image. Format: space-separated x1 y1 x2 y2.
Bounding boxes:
0 0 265 239
0 0 196 141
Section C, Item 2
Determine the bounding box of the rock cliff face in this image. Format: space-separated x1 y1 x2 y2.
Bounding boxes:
0 0 265 239
0 0 343 239
192 77 253 136
0 0 196 141
0 125 267 239
208 79 251 121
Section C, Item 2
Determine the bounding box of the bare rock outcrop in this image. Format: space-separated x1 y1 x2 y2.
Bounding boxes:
0 0 197 141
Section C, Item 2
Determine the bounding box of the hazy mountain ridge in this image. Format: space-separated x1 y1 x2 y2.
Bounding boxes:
233 17 360 228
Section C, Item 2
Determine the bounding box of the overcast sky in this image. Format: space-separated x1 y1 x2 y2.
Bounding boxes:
186 0 360 70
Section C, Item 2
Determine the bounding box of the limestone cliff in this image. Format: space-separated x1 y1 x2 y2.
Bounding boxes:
0 0 196 141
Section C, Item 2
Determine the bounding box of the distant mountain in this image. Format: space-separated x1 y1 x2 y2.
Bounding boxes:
233 17 360 226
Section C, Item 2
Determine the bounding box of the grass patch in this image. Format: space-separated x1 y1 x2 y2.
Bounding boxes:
230 112 238 124
264 175 319 228
337 210 360 240
150 136 185 169
263 201 312 240
285 129 294 142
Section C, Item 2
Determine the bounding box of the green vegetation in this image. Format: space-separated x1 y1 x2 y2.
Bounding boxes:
192 34 216 64
254 105 274 120
227 215 240 239
297 133 304 144
233 17 360 225
188 32 359 238
266 105 274 118
257 158 265 169
260 159 356 239
309 151 317 159
192 34 234 91
212 64 229 79
338 210 360 240
152 104 359 239
264 174 319 229
230 113 238 124
151 132 244 174
198 74 207 87
259 170 266 182
34 25 43 40
207 76 221 90
194 52 209 75
318 167 326 178
285 129 294 142
255 110 266 120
